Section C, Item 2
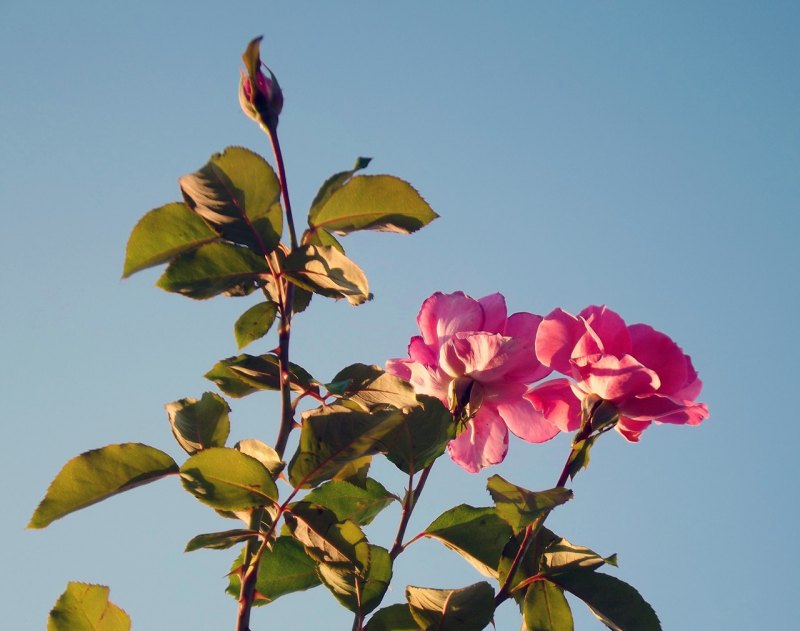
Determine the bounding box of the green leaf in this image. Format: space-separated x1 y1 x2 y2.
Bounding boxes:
302 478 397 526
486 476 572 533
303 227 346 253
48 582 130 631
227 536 321 605
234 301 278 349
523 580 574 631
542 537 617 576
564 436 597 482
179 146 282 254
406 582 495 631
329 363 418 411
308 174 438 236
205 353 318 398
285 502 370 572
365 604 419 631
29 443 178 529
284 244 370 305
166 392 230 455
318 544 392 615
235 439 285 477
179 448 278 510
383 395 455 475
497 527 561 602
122 202 218 278
550 571 661 631
288 404 405 488
185 529 260 552
423 505 512 579
157 241 269 299
309 156 372 216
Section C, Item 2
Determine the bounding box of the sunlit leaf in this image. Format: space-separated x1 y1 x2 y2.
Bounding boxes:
522 580 574 631
308 174 438 236
185 529 260 552
301 478 397 526
486 476 572 533
29 443 178 529
542 537 617 576
179 146 282 253
205 353 318 398
179 448 277 510
234 301 278 349
227 536 321 605
423 505 512 578
550 571 661 631
284 244 370 305
365 603 419 631
235 439 285 477
309 156 372 216
122 202 217 278
157 242 269 299
288 405 405 488
406 582 495 631
165 392 230 455
329 363 418 411
48 582 130 631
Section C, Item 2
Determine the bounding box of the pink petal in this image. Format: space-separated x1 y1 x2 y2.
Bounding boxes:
628 324 689 396
446 407 509 473
616 416 651 442
408 336 436 366
573 354 659 402
478 293 508 334
535 308 585 374
652 401 709 426
503 312 552 383
526 379 582 432
578 305 631 356
417 292 484 349
439 332 507 380
489 386 560 443
386 359 450 402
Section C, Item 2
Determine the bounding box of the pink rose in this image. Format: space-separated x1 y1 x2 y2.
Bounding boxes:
528 305 709 441
386 291 557 472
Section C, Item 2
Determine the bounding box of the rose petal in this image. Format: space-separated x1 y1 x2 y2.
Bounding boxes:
577 305 631 357
535 308 585 374
446 407 509 473
503 312 552 383
616 416 651 442
417 292 484 348
526 379 582 432
489 387 560 443
386 359 449 402
573 354 659 402
478 293 508 334
408 336 436 366
628 323 689 395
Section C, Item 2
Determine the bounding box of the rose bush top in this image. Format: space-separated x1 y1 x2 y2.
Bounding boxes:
528 305 709 441
386 291 558 472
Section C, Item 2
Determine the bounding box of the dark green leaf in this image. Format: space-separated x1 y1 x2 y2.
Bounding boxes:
550 571 661 631
423 505 512 578
384 395 455 475
122 202 217 278
302 478 397 526
166 392 230 455
498 527 561 602
48 582 130 631
523 580 574 631
234 301 278 349
487 476 572 533
288 405 405 488
406 582 495 631
365 604 419 631
330 364 418 411
157 242 269 299
179 146 282 253
235 439 285 477
542 537 617 576
29 443 178 529
317 545 392 615
185 529 259 552
565 436 597 482
205 353 318 398
308 174 438 236
284 244 370 305
179 448 277 510
227 536 321 605
285 502 370 572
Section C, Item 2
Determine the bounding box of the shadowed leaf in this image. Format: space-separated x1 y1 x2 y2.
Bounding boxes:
384 395 455 475
487 476 572 533
284 244 370 305
166 392 230 454
523 580 574 631
301 478 397 526
234 301 278 349
365 604 419 631
406 582 495 631
185 529 259 552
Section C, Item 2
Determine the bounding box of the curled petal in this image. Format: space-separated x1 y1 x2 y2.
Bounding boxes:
578 305 631 357
526 379 582 432
385 359 449 402
616 416 651 442
573 354 659 402
478 293 508 334
535 308 585 374
408 336 436 366
628 323 690 395
417 292 484 349
447 407 509 473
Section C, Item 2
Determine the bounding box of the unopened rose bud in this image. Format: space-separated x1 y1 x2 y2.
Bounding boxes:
239 36 283 130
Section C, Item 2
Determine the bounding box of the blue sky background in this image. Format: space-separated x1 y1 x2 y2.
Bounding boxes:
2 1 798 629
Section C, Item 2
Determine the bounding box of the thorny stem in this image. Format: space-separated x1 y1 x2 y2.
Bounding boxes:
390 464 434 560
236 508 265 631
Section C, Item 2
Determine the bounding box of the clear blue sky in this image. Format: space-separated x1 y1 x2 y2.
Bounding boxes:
2 1 798 628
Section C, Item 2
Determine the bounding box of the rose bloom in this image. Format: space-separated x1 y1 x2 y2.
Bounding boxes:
386 291 557 472
527 305 709 441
